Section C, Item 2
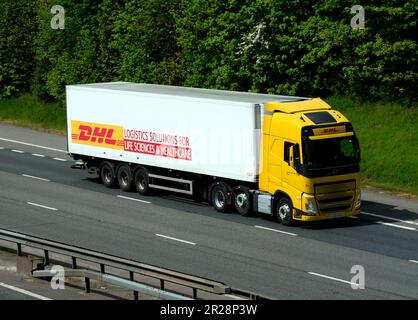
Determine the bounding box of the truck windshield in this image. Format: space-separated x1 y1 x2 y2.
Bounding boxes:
303 136 360 169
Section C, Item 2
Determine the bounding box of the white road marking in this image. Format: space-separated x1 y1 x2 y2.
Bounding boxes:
0 266 17 272
0 282 52 300
376 222 416 231
362 211 418 226
409 260 418 264
11 149 24 154
52 157 67 162
254 225 298 237
117 195 151 204
32 154 46 158
0 137 66 153
348 216 359 219
308 272 360 288
155 234 196 246
22 174 50 182
0 147 4 149
27 202 58 211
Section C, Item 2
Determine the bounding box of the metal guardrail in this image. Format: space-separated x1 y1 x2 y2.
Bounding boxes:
0 228 270 300
33 269 192 300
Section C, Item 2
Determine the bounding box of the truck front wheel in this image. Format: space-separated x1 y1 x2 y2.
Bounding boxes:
134 168 150 195
276 198 294 226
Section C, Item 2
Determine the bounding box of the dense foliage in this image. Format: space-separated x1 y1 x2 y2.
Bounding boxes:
0 0 416 104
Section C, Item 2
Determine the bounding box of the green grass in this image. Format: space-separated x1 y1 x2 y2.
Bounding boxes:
0 95 66 134
0 94 417 194
326 96 418 195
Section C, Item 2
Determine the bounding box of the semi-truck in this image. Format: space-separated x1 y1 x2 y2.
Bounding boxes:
66 82 361 225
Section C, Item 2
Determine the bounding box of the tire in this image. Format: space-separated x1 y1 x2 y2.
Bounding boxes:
275 197 294 226
233 188 252 216
100 162 116 188
211 185 230 213
117 164 133 192
134 167 150 195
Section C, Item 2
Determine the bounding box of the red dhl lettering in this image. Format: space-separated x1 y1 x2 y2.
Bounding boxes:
77 125 118 146
313 126 346 136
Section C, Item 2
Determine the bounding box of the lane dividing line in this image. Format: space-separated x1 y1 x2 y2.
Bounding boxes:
52 157 67 162
0 282 52 300
0 147 4 150
308 272 360 288
11 149 24 154
22 174 50 182
254 225 298 237
0 266 17 272
32 154 46 158
117 195 151 204
0 137 66 153
27 202 58 211
155 234 196 246
408 260 418 264
376 222 416 231
362 211 418 227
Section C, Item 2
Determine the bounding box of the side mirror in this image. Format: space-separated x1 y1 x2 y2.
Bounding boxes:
289 144 301 172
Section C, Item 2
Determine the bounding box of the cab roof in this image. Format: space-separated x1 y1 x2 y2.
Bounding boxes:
265 98 331 113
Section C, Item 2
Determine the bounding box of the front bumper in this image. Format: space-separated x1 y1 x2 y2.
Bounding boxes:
293 208 361 221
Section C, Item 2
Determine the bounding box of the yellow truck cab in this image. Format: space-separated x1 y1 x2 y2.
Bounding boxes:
256 98 361 225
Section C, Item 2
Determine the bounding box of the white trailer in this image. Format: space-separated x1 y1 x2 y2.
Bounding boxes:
66 82 307 215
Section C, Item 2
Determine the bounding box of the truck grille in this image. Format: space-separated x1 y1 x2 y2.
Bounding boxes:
314 180 355 215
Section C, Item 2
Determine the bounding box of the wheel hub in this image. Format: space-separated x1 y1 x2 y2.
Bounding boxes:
215 191 225 208
278 204 290 220
236 193 248 208
121 172 128 186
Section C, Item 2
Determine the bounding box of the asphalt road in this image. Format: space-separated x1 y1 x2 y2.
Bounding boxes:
0 123 417 299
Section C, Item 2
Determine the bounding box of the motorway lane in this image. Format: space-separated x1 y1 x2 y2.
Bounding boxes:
0 124 418 299
0 145 417 262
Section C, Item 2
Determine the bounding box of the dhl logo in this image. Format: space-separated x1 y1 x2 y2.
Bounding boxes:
313 126 346 136
71 121 124 150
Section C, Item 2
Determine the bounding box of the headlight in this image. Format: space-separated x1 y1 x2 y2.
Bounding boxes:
355 191 361 209
303 194 316 214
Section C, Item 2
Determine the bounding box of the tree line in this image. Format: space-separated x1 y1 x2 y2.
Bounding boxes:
0 0 416 105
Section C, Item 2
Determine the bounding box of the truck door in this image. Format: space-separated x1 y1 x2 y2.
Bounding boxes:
282 140 298 188
268 138 282 191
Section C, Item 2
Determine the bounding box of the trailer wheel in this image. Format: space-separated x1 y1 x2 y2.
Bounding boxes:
275 197 294 226
211 185 230 213
134 168 150 195
117 164 133 192
233 188 252 216
100 162 116 188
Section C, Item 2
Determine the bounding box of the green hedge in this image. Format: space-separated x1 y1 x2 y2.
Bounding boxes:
0 1 416 104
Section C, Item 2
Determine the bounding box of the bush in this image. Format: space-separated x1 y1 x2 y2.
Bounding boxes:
0 0 416 104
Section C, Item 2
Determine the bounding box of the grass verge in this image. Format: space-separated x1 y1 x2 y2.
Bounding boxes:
0 94 417 195
326 96 418 195
0 94 66 135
